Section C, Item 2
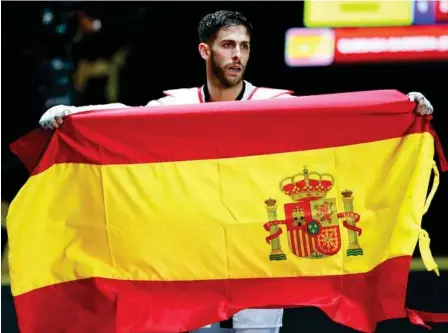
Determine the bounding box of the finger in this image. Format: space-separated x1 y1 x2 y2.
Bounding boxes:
417 100 426 114
421 106 432 115
43 123 53 130
416 105 425 115
51 120 60 129
56 117 64 125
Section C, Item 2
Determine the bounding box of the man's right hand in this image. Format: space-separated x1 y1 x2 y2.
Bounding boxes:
39 105 76 130
39 102 130 130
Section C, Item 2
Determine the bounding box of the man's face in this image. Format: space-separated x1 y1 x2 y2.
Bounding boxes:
208 25 251 87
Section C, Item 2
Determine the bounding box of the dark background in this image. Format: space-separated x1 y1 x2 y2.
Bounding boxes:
1 2 447 333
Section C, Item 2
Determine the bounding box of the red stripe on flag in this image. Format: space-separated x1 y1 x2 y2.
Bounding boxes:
10 90 430 176
14 256 438 333
9 129 52 173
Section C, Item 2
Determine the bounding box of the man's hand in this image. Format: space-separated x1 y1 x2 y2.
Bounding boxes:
39 105 75 130
407 92 434 116
39 103 129 130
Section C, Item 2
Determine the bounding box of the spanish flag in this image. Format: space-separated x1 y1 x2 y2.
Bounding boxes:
7 90 448 333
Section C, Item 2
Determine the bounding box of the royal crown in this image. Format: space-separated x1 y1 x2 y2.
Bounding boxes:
341 189 353 198
280 166 334 201
264 198 277 206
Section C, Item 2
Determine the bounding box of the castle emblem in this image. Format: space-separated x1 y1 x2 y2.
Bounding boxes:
263 166 363 261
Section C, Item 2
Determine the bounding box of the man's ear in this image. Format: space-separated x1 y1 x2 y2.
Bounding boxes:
198 42 211 60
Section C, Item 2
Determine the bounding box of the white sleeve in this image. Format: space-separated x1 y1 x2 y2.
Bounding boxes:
74 103 130 112
274 94 296 99
145 95 176 106
40 94 177 129
39 103 130 128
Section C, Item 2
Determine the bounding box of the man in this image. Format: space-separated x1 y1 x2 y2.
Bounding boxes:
37 9 434 333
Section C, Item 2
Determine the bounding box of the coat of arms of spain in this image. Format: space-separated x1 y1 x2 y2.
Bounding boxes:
263 166 363 261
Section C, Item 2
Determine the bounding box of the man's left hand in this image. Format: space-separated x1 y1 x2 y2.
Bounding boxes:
407 92 434 115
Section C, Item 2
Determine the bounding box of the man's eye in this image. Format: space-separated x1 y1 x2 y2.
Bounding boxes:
223 43 232 48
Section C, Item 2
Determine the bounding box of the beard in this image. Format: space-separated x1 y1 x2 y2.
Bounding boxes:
210 53 245 88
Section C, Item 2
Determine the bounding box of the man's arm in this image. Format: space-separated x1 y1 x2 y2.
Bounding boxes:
39 95 177 130
39 103 129 130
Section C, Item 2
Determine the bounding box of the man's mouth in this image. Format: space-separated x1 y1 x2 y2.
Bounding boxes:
227 65 242 73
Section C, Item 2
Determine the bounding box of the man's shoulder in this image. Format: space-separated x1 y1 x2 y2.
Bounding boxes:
145 87 201 106
163 87 201 99
247 82 294 100
251 87 294 99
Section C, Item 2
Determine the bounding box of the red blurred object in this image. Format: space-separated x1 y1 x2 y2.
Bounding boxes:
78 12 101 33
334 25 448 63
435 0 448 22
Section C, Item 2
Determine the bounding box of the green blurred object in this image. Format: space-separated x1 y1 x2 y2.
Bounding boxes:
410 257 448 272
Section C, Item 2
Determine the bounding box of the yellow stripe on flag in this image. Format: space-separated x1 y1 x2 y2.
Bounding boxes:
8 132 434 296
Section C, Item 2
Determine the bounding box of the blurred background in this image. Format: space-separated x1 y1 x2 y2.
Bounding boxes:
1 1 447 332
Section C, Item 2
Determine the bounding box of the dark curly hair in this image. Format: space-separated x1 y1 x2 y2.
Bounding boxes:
198 10 253 44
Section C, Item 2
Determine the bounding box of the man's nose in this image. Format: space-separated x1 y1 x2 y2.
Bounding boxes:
232 46 242 59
